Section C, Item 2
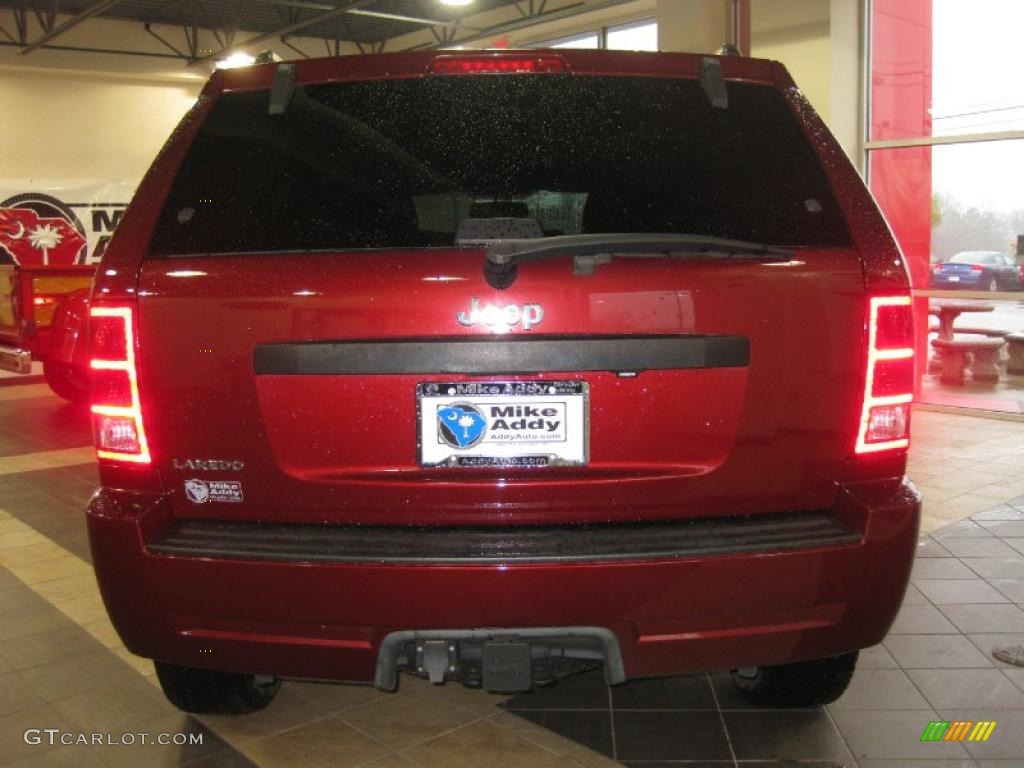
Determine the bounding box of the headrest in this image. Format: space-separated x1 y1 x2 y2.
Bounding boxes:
455 217 544 245
469 201 531 219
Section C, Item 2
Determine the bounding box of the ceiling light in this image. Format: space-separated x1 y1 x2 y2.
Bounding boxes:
214 52 256 69
439 0 474 7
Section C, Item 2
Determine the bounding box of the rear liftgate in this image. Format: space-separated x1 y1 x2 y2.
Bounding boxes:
374 627 625 693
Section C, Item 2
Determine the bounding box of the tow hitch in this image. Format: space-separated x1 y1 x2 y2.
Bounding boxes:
374 627 624 692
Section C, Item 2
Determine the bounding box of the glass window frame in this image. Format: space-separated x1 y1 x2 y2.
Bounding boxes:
864 0 1024 417
531 30 601 49
605 19 658 51
864 0 1024 305
527 17 658 52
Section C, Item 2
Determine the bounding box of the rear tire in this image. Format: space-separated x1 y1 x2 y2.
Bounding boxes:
730 651 858 707
154 661 282 714
43 362 88 404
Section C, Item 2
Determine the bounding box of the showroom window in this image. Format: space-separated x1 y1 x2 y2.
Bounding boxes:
606 20 658 51
867 0 1024 415
532 19 657 52
541 31 600 49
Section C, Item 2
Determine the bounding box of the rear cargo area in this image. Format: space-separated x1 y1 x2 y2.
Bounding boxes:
129 65 868 526
137 246 865 525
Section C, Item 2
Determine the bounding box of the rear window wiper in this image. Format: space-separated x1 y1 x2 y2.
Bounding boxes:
482 233 795 289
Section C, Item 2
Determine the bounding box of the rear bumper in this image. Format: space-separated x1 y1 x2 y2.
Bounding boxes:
0 345 32 374
87 478 920 684
931 275 983 289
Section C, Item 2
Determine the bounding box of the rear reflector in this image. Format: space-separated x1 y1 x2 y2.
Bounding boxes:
871 356 915 398
429 54 567 75
89 305 151 464
90 367 132 407
91 313 129 359
874 301 914 349
855 295 913 454
865 403 909 443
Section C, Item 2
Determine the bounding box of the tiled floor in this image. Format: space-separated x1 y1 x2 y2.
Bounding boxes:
907 411 1024 534
501 502 1024 767
0 379 1022 767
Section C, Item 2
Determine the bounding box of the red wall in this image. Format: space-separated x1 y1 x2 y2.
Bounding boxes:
868 0 933 393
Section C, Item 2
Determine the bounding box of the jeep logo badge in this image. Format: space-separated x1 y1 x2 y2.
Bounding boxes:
456 297 544 331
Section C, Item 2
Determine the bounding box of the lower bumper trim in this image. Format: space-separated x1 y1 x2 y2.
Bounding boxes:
148 510 861 565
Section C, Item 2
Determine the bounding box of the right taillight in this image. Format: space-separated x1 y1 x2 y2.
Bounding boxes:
89 303 151 464
855 295 914 454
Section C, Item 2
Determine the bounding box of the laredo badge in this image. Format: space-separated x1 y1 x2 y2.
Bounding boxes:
184 478 243 504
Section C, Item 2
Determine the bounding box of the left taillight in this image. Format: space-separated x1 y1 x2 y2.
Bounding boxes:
855 295 914 455
89 303 151 464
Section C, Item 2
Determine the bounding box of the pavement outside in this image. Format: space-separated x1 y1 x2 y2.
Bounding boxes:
921 296 1024 415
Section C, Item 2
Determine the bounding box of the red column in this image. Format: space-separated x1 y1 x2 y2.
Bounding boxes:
735 0 751 55
868 0 933 396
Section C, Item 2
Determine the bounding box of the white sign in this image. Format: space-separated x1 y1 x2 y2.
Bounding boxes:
418 381 588 468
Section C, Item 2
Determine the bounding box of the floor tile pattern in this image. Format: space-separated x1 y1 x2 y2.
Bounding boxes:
1 385 1023 766
499 495 1024 767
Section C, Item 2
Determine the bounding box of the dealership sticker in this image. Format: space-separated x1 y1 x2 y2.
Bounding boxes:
417 381 588 467
184 478 243 504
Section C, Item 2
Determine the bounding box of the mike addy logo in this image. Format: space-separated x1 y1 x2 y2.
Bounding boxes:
436 402 565 450
183 478 243 504
437 404 488 449
0 193 87 267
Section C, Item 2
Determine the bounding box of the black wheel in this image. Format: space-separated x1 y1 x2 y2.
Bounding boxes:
730 651 858 707
154 661 281 714
987 276 999 292
43 362 88 404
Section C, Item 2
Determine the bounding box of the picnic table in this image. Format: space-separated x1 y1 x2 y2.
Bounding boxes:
928 301 995 340
928 301 1005 384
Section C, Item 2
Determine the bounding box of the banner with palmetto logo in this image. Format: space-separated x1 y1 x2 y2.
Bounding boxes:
0 180 136 268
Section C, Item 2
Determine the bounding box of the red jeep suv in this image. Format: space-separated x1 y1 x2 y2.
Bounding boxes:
86 50 920 713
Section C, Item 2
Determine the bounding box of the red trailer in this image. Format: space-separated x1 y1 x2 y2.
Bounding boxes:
0 263 94 400
1 185 129 400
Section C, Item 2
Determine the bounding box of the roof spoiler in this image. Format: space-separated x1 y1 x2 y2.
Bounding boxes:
699 57 728 109
269 62 297 115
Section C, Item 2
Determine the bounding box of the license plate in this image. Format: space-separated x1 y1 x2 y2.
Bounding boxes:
417 381 588 468
948 275 960 282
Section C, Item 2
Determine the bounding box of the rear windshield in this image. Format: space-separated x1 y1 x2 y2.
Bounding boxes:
148 74 851 257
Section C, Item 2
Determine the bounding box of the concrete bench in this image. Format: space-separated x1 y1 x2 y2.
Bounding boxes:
1007 333 1024 375
930 337 1005 385
928 327 1012 373
956 327 1009 338
927 325 943 373
956 328 1011 364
